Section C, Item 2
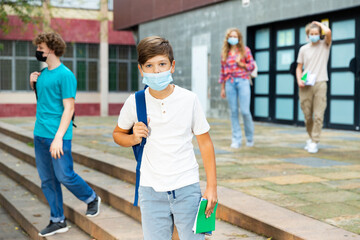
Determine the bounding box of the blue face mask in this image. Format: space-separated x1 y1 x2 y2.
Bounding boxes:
309 35 320 43
227 37 239 46
142 67 173 91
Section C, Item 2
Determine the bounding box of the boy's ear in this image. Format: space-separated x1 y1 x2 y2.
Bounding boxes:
170 60 175 74
138 64 144 77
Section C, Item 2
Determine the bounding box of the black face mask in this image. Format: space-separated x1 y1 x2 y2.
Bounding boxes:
35 51 48 62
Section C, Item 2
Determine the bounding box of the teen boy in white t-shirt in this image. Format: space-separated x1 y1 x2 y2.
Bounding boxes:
296 21 331 153
113 36 217 239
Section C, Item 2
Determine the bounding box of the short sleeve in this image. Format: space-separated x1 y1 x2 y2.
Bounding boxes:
61 72 77 99
118 94 137 130
191 95 210 135
297 47 304 64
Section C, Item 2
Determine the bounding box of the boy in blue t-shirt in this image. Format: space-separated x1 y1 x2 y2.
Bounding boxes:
29 32 100 237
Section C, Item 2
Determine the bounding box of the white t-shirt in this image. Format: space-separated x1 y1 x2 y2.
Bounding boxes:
117 85 210 192
297 40 331 82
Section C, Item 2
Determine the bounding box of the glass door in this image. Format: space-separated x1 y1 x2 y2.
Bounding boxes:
327 18 359 130
273 28 296 123
249 7 360 131
252 28 271 121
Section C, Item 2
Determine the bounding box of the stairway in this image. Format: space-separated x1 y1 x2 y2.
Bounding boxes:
0 122 264 240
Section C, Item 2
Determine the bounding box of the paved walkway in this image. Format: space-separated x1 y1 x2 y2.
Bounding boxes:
1 116 360 235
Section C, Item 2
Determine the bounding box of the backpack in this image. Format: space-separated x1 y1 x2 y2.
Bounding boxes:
131 87 148 206
33 69 77 128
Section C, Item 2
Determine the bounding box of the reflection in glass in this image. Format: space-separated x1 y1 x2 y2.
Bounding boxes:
276 98 293 120
16 60 28 90
118 46 128 59
0 40 12 56
131 46 137 60
0 60 12 90
331 72 354 96
255 97 269 117
255 28 270 50
16 41 28 56
254 74 269 94
109 62 117 91
276 74 294 95
131 62 138 91
332 19 355 41
299 27 307 45
277 29 295 47
330 100 354 125
64 43 74 58
76 44 86 58
109 45 117 59
331 43 354 68
77 61 86 90
276 50 294 71
88 62 98 91
255 51 269 72
88 44 99 59
118 63 128 91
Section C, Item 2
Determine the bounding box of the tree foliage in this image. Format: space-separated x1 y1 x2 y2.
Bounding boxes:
0 0 43 34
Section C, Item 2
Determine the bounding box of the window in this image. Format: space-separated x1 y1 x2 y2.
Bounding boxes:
62 43 99 91
0 40 40 91
108 45 138 91
0 40 137 93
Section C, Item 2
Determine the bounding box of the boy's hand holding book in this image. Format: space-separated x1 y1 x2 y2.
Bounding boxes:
202 187 217 218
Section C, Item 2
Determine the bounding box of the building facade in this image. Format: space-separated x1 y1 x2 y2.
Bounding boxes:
114 0 360 131
0 0 137 117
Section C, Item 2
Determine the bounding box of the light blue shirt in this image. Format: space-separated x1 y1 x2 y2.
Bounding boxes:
34 63 76 140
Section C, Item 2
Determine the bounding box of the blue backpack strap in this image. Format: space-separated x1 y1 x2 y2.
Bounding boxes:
132 87 148 206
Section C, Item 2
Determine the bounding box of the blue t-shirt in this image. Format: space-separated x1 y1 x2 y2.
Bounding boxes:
34 63 77 140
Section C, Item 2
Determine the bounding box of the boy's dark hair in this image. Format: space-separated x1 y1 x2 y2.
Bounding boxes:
33 32 66 57
137 36 174 65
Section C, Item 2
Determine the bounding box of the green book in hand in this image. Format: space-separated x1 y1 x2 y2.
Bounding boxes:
301 72 308 82
192 198 218 235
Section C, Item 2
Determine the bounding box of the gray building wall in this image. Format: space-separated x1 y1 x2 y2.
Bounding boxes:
138 0 360 118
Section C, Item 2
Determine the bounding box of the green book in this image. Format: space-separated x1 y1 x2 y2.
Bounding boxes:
301 72 308 82
192 198 218 235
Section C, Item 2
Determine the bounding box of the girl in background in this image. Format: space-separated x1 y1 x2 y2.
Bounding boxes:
219 28 255 149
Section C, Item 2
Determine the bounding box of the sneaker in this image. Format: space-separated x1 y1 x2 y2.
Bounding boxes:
304 139 312 150
86 195 101 217
230 142 241 148
38 219 68 237
307 142 318 153
246 141 254 147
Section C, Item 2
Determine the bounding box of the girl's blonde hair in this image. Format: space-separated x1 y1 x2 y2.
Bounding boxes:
221 28 245 61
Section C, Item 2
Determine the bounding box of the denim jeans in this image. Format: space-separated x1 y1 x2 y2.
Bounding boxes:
225 78 254 144
34 135 95 222
139 182 205 240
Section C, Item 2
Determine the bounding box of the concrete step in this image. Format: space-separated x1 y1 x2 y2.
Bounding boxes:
0 203 31 240
1 121 359 240
0 149 143 240
0 171 90 240
0 133 265 240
